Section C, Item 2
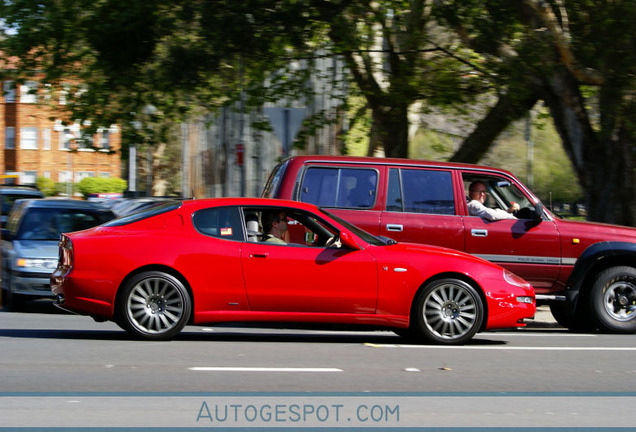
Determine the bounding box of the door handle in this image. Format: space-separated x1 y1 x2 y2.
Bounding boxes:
386 224 404 232
250 253 269 259
471 229 488 237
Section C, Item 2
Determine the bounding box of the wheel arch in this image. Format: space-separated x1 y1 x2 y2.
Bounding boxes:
568 242 636 311
409 272 489 332
114 265 195 324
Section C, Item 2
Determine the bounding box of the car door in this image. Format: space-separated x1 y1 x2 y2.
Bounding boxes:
378 167 465 250
240 207 378 314
460 172 562 293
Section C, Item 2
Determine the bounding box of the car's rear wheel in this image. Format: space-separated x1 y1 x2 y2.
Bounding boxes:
118 271 191 340
412 278 483 345
589 266 636 333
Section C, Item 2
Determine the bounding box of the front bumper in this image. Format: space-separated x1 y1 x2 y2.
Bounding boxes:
5 270 54 297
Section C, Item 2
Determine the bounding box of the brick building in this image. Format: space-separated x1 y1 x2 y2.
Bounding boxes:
1 78 121 189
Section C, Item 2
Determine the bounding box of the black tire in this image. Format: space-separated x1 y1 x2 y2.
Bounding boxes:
412 278 484 345
589 266 636 333
117 271 191 340
549 302 589 332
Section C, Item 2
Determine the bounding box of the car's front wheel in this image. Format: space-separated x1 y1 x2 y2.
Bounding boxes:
412 278 484 345
589 266 636 333
117 271 191 340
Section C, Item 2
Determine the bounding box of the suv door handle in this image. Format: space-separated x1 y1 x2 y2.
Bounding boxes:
471 229 488 237
386 224 403 232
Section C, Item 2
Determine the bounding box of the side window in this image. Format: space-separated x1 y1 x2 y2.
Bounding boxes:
192 207 243 241
300 168 338 206
300 167 377 209
463 174 535 218
242 206 339 247
387 168 455 215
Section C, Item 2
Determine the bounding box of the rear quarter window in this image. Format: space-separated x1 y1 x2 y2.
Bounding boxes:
299 167 378 209
192 206 243 241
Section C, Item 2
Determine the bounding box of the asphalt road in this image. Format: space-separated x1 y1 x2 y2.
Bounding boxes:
1 304 636 430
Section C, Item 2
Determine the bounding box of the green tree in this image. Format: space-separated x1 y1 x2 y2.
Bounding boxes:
434 0 636 225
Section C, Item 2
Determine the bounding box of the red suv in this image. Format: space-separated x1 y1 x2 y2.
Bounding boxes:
263 155 636 333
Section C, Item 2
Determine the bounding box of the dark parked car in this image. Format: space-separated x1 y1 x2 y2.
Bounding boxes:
1 199 116 310
0 185 44 227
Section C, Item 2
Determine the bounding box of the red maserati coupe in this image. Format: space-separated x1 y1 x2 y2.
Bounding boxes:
51 197 535 344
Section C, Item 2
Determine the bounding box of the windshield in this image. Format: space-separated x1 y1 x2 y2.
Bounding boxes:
104 201 182 227
18 208 113 240
261 160 289 198
320 208 395 246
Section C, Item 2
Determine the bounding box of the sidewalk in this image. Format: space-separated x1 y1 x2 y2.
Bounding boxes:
525 305 562 328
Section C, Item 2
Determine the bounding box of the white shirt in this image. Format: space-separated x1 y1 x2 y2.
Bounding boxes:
467 199 517 221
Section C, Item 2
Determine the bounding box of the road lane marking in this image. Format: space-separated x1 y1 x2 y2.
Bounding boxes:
189 367 343 372
488 332 596 337
365 344 636 351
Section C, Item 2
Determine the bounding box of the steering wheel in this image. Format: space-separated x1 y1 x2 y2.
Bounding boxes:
325 235 339 248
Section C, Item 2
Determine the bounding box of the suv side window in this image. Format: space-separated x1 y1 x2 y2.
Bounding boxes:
462 174 533 217
299 167 378 208
387 168 455 215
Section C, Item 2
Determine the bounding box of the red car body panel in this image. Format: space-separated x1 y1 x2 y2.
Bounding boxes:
262 155 636 300
52 198 535 336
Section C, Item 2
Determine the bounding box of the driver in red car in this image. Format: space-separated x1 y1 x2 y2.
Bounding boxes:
261 210 288 244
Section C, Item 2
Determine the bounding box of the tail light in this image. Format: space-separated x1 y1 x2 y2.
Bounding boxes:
58 234 74 272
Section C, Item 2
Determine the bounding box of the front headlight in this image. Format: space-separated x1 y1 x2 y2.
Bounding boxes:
503 269 530 288
16 258 59 270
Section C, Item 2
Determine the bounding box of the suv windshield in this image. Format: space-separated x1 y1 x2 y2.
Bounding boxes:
262 160 289 198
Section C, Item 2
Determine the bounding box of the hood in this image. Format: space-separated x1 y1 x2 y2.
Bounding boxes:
555 217 636 242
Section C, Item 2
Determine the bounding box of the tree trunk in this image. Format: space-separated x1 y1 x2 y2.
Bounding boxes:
371 102 410 158
450 91 539 164
540 69 636 226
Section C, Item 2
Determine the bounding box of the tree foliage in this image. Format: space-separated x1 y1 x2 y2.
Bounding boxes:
2 1 636 224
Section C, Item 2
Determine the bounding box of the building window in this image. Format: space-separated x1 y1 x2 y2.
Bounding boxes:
76 131 91 150
42 128 51 150
20 127 39 150
59 130 73 150
75 171 94 182
58 170 72 183
20 81 38 104
5 127 16 149
22 171 37 184
3 81 16 103
99 129 111 150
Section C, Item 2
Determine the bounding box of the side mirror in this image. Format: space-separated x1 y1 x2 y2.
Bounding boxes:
534 202 545 221
339 231 360 250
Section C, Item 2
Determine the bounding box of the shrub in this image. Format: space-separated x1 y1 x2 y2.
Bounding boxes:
36 177 57 196
77 177 127 198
